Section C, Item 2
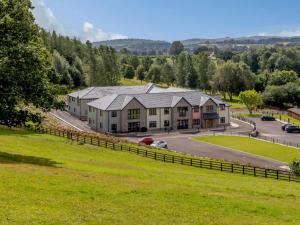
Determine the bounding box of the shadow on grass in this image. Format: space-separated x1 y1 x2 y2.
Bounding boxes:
0 151 61 167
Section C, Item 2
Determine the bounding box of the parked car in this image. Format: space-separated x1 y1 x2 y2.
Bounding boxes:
281 123 292 131
261 115 276 121
150 140 168 149
138 137 154 145
285 125 300 133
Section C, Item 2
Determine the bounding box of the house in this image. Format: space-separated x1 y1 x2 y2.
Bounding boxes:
287 108 300 121
67 83 155 120
86 91 230 133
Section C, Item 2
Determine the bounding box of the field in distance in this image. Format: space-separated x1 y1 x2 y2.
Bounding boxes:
0 127 300 224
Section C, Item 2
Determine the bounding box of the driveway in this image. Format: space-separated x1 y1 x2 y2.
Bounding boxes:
50 110 94 132
248 117 300 145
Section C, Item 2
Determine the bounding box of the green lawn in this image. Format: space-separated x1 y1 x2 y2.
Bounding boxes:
274 114 300 126
120 77 147 86
223 95 246 109
1 127 300 224
193 135 300 163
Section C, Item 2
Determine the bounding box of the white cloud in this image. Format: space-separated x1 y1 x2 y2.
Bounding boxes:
82 21 128 42
31 1 128 42
31 0 65 34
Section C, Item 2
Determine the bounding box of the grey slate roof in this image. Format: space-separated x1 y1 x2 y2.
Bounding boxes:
87 91 228 111
68 83 154 99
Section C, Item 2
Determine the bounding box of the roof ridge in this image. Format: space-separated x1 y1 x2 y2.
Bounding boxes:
81 87 96 98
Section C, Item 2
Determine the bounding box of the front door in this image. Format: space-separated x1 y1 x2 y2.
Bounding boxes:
206 119 213 128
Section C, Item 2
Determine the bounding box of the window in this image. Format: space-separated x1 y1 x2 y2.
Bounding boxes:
177 119 189 129
99 122 102 128
149 108 157 116
164 120 170 127
74 108 76 112
88 118 91 124
88 106 92 112
99 110 102 117
72 97 75 102
111 124 117 131
164 108 169 115
149 121 157 128
111 111 117 117
220 104 225 110
206 105 214 112
128 122 140 132
193 106 199 112
193 119 200 125
220 117 226 124
128 109 140 120
92 120 95 124
178 107 188 117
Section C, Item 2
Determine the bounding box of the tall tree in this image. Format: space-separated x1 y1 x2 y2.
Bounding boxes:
175 52 187 87
161 63 175 86
146 65 161 83
185 55 198 89
136 65 145 83
169 41 184 55
0 0 63 127
195 53 212 91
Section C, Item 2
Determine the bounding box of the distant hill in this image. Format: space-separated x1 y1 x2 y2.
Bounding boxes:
93 36 300 54
93 38 171 55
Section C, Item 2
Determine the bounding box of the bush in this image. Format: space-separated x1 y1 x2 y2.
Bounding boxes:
290 159 300 176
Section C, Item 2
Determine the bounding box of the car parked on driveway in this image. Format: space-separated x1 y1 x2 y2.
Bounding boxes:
138 137 154 145
281 123 293 131
150 140 168 149
286 125 300 133
261 115 276 121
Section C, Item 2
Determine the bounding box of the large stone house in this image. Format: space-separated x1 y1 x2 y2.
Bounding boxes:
86 91 230 133
67 84 155 120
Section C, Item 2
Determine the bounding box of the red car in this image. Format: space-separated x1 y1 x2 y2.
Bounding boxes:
138 137 154 145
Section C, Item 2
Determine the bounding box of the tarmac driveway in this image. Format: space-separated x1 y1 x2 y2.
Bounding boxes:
248 117 300 145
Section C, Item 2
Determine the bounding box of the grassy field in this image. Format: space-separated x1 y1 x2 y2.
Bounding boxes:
274 114 300 126
223 95 246 109
120 77 147 86
194 135 300 163
1 127 300 224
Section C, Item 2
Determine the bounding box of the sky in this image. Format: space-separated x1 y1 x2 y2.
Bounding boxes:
32 0 300 42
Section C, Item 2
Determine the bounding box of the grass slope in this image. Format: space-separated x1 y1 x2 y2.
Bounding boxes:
0 128 300 224
194 135 300 163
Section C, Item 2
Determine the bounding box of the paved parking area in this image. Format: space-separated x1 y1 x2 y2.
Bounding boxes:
248 117 300 145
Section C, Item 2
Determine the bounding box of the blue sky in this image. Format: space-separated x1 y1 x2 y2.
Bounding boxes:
32 0 300 42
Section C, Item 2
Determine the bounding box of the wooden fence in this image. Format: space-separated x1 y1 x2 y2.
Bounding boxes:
32 127 300 183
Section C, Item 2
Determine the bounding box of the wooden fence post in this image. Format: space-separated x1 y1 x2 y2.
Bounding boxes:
276 170 279 179
221 163 223 171
254 167 256 176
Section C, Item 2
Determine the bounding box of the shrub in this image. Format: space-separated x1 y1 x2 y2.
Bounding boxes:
290 159 300 176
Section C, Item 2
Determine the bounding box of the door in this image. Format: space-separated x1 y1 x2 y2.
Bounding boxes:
206 119 213 128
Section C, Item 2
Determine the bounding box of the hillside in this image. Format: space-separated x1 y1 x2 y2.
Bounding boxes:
1 127 300 224
94 36 300 54
93 38 171 55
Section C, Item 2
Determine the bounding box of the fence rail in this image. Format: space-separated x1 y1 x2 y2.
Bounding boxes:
32 127 300 183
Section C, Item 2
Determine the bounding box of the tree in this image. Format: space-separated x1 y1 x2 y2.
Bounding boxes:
290 159 300 176
146 65 161 83
141 56 153 71
175 52 187 87
195 53 213 91
268 70 298 86
0 0 63 127
52 50 72 86
169 41 184 55
123 64 135 79
185 55 198 88
239 90 262 115
136 65 145 83
213 61 254 100
161 63 175 86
